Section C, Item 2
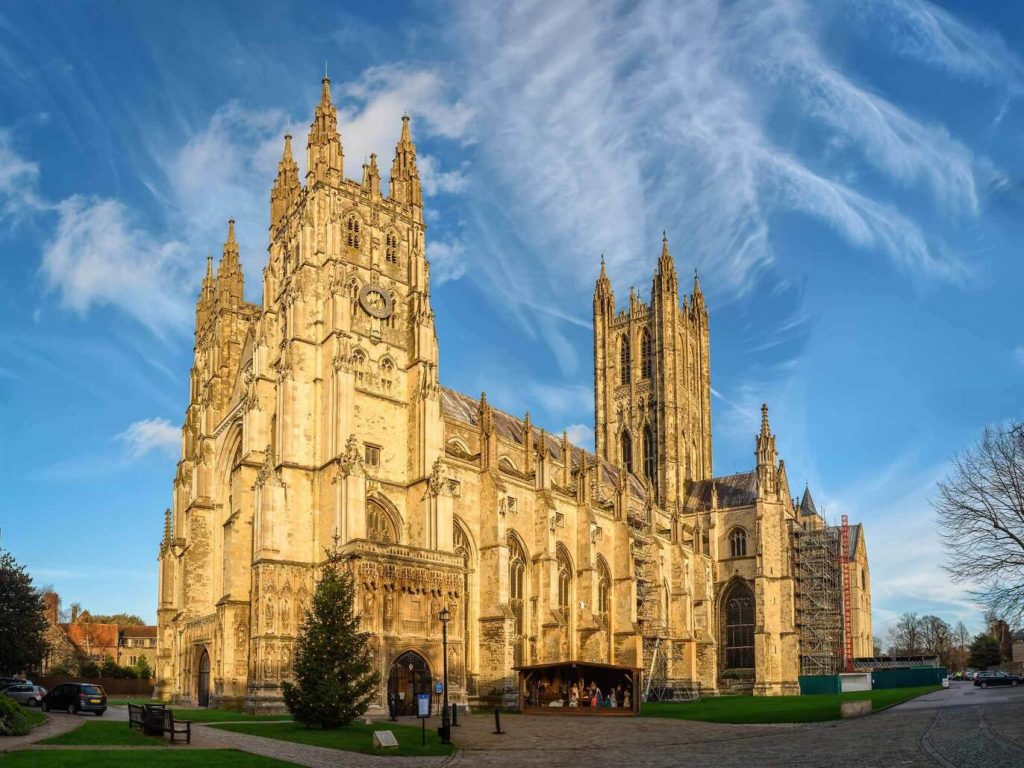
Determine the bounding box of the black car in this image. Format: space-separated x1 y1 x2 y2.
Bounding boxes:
973 671 1023 689
41 682 107 715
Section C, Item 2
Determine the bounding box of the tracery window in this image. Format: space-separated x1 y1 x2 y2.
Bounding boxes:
643 424 656 490
641 327 653 379
509 533 527 666
619 336 631 385
367 500 397 543
347 279 359 316
597 558 611 625
621 430 633 474
723 580 755 669
346 216 361 248
385 232 398 264
729 527 747 558
557 548 572 621
454 523 471 644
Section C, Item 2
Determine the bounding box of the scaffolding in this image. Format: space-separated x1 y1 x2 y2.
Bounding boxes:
790 521 844 676
628 506 666 699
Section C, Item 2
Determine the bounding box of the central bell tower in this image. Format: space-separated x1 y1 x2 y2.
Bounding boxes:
593 235 712 508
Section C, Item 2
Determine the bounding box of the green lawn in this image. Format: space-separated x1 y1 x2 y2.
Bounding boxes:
20 707 46 727
39 720 168 746
640 685 941 724
106 701 293 723
211 720 455 757
0 750 295 767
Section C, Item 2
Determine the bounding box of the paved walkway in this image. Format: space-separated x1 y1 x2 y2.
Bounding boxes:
5 686 1023 767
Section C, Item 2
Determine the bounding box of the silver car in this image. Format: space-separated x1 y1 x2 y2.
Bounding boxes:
3 683 47 707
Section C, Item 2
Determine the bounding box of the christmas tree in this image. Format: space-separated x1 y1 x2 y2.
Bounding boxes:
283 543 378 728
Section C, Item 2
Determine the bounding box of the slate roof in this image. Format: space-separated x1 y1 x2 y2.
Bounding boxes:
849 523 862 559
799 485 819 516
684 470 758 511
439 386 649 501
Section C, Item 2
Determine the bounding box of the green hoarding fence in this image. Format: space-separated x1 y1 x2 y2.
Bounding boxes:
871 667 947 689
798 675 840 695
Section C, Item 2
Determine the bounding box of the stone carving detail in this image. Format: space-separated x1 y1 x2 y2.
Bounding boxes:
428 456 445 496
337 434 364 478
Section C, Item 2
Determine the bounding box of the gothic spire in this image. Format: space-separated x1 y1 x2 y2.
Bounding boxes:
196 254 216 331
594 255 614 314
270 134 301 233
389 114 422 209
217 218 244 305
654 230 678 297
756 403 779 495
362 152 381 197
306 75 344 185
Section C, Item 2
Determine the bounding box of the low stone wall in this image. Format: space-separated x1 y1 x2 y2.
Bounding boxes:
840 700 871 719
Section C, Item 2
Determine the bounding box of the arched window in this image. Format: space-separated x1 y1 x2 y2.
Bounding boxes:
597 558 611 623
385 232 399 264
347 279 359 316
641 327 653 379
619 336 631 385
557 547 572 620
621 430 633 473
454 522 471 648
722 580 755 669
346 215 361 248
508 533 527 666
729 528 747 558
367 500 397 543
642 424 656 490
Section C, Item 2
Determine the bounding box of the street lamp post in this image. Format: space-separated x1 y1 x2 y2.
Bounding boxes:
439 606 451 744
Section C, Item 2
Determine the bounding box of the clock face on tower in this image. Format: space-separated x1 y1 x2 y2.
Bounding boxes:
358 284 394 319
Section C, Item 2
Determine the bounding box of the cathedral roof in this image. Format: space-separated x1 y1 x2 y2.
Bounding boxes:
799 485 819 516
439 386 650 502
684 471 758 511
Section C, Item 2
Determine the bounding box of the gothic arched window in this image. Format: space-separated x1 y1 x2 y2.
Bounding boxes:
619 336 631 385
643 424 656 490
385 232 398 264
597 558 611 624
641 327 653 379
729 527 747 558
347 279 359 316
367 500 397 543
722 580 755 669
346 216 361 248
508 533 528 666
621 430 633 473
557 547 572 620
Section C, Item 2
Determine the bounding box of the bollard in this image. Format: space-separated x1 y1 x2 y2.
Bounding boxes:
452 702 460 727
493 707 504 735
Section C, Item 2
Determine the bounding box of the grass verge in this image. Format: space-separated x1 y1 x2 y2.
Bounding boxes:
0 749 295 767
21 706 47 727
107 698 158 707
166 708 293 723
640 685 941 724
211 720 455 756
39 720 168 746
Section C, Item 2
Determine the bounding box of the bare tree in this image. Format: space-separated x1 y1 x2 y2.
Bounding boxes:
887 612 924 655
934 423 1024 625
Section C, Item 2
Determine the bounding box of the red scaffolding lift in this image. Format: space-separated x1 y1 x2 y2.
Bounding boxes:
839 514 854 672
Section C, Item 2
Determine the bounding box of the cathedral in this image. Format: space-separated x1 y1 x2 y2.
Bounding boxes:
155 75 872 711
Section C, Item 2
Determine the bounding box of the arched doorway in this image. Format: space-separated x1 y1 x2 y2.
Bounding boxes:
387 651 431 716
196 648 211 707
722 581 755 670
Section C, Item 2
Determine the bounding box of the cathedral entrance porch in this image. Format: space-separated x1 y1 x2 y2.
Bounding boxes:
388 650 432 716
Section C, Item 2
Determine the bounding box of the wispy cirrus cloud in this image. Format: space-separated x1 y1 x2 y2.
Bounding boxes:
449 0 1005 368
115 417 180 460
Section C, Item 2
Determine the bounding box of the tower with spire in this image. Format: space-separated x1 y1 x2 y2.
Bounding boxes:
593 233 712 507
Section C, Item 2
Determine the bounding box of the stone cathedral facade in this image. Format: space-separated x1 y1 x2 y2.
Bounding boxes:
156 75 872 711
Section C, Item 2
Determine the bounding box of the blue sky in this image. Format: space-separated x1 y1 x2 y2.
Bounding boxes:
1 0 1022 640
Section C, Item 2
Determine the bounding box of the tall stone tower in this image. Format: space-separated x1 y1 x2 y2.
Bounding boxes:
593 235 711 508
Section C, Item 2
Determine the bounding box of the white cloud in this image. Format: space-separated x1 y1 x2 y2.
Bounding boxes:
448 0 998 363
427 238 467 285
418 154 469 196
115 417 180 460
0 130 45 221
564 423 595 450
41 196 190 335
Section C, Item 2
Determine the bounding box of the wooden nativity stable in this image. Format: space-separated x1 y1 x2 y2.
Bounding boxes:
515 660 642 715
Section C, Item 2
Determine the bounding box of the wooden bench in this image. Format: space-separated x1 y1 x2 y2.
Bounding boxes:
159 709 192 744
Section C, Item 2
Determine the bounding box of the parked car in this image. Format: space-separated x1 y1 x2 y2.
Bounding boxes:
2 683 47 707
0 677 28 689
41 682 107 715
973 671 1023 689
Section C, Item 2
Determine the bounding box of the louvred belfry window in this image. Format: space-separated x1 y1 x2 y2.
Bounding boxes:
641 327 653 379
620 336 631 385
